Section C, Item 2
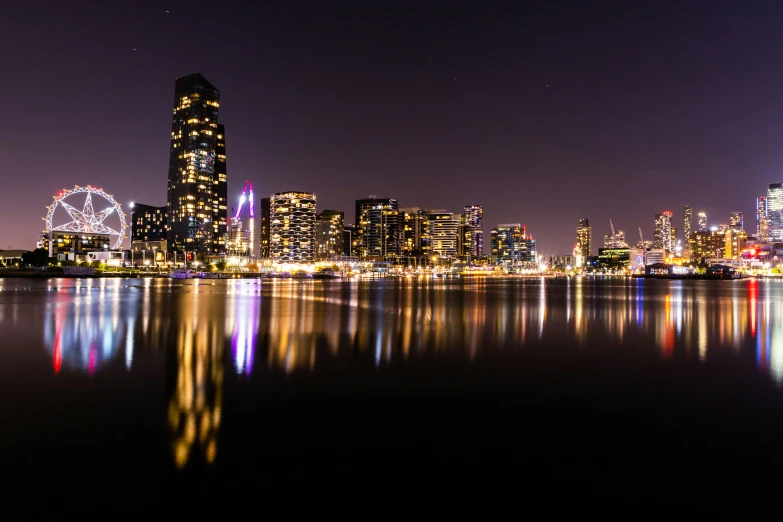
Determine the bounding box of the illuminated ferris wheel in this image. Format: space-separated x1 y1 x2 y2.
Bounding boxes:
44 185 127 250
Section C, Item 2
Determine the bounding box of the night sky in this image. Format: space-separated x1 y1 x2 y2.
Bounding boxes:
5 0 783 254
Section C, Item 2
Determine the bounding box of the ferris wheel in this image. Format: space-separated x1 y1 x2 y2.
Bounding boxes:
44 185 127 250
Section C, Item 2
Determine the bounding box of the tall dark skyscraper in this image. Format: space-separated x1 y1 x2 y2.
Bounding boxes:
166 73 226 256
259 197 271 258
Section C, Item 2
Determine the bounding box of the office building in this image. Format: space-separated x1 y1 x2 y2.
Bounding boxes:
757 195 768 241
400 207 430 258
724 229 747 259
463 205 484 258
426 210 460 259
576 218 591 262
269 191 316 263
653 211 673 251
315 209 345 260
131 204 167 242
598 247 631 270
689 230 725 263
355 197 401 260
166 73 227 256
729 212 743 231
684 205 692 240
603 227 626 248
698 211 708 232
491 224 527 266
259 197 271 258
767 182 783 242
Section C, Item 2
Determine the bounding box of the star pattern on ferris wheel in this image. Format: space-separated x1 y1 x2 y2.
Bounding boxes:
57 191 121 236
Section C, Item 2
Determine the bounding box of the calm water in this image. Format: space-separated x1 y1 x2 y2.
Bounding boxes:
1 277 782 509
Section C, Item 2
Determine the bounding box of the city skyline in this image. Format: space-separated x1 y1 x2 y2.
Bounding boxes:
6 2 783 254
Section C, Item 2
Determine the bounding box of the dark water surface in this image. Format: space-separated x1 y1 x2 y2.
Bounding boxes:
1 277 782 509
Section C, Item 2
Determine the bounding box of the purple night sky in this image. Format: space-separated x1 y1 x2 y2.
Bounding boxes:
4 0 783 254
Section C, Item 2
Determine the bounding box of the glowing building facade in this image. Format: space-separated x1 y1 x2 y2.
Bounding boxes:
269 191 316 263
259 197 271 258
767 182 783 242
228 181 255 258
698 211 708 232
166 73 227 256
315 209 345 260
355 197 401 260
729 211 743 231
576 218 591 262
684 205 692 240
654 211 673 251
426 210 460 259
131 204 167 242
757 195 768 241
491 223 527 265
463 205 484 258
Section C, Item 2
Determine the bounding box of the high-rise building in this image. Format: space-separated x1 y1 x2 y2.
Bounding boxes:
576 218 591 262
400 207 430 258
214 124 228 252
684 206 692 240
767 183 783 242
315 209 344 260
131 204 167 242
729 212 743 231
463 205 484 258
426 210 460 259
697 211 707 232
653 211 673 251
491 224 527 265
355 197 401 260
724 229 747 259
259 198 271 258
166 73 226 256
671 226 678 250
269 191 316 263
689 230 725 263
757 195 768 241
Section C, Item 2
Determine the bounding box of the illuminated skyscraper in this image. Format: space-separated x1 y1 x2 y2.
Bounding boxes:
400 207 429 258
463 205 484 258
698 211 707 232
269 191 316 263
426 210 460 258
653 211 673 251
315 209 344 260
491 224 530 266
757 195 768 241
767 183 783 242
729 211 743 231
683 205 692 240
355 197 401 260
576 218 591 262
166 73 226 256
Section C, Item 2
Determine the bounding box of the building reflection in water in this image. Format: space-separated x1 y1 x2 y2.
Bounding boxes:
37 277 783 470
255 278 783 386
42 279 126 374
168 289 223 469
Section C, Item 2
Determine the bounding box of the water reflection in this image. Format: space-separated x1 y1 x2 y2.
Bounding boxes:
28 277 783 469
